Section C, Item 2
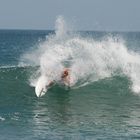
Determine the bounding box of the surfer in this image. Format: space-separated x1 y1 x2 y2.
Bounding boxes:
61 68 70 86
35 68 71 97
47 68 70 87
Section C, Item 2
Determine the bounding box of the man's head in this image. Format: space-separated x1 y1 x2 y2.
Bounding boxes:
62 69 69 78
64 70 68 76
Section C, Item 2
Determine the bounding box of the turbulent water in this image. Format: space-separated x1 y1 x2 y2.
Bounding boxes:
1 17 140 139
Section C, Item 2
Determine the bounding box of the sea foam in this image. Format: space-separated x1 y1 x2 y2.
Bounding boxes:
21 16 140 94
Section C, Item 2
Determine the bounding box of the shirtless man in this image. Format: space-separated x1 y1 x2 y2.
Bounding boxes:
61 68 70 86
48 68 70 87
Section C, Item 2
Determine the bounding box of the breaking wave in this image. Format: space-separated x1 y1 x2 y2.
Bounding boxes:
20 16 140 94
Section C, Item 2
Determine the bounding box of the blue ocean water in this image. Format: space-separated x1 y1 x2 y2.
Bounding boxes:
1 29 140 140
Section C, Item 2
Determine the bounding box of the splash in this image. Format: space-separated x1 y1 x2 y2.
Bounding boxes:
55 15 67 38
21 16 140 96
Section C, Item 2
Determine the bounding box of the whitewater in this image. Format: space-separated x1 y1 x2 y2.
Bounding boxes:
20 16 140 96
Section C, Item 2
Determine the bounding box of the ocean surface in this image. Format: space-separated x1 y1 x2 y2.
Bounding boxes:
1 27 140 139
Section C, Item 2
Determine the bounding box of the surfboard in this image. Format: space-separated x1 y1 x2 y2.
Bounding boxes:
35 85 48 97
35 76 49 97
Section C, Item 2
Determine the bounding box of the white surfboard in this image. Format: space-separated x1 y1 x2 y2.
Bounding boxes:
35 76 49 97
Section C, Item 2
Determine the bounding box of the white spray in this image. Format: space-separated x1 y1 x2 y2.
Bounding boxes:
21 16 140 96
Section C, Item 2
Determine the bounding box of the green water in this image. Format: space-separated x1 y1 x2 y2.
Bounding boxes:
0 67 140 139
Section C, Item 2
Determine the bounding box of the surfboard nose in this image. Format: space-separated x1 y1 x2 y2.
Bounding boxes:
35 86 48 97
35 77 49 97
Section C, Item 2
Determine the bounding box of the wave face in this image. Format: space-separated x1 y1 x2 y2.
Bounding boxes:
20 16 140 94
0 66 139 140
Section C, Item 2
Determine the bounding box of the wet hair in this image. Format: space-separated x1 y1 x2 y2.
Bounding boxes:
62 70 69 78
64 70 68 75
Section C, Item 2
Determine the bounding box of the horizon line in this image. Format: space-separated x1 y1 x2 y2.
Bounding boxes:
0 28 140 33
